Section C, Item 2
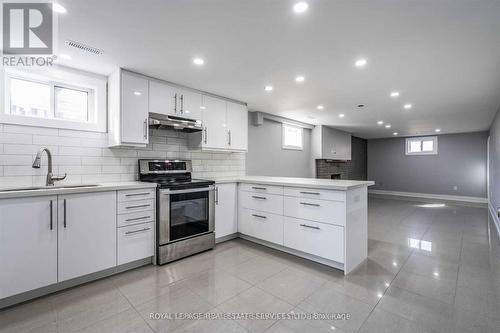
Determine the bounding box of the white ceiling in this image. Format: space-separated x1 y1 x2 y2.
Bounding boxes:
56 0 500 138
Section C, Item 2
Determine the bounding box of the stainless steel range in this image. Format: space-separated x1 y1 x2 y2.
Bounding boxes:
138 159 215 265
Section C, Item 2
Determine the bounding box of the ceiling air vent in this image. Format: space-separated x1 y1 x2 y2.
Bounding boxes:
64 40 103 55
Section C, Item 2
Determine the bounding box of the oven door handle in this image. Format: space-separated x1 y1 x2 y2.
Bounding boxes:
160 185 215 195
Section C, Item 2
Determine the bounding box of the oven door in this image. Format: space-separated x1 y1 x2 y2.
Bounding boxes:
158 186 215 245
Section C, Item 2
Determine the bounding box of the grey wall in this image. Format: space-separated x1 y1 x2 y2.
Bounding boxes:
489 109 500 210
246 116 313 178
368 131 488 198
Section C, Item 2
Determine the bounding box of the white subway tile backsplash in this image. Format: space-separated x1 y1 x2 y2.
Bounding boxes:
0 126 245 187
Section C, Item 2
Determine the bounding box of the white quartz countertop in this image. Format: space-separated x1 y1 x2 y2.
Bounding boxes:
0 182 157 199
208 176 374 190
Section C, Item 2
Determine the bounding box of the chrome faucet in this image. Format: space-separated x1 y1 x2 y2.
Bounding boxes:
32 148 67 186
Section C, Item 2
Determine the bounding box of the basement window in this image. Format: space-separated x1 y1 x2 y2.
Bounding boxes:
1 67 106 132
282 124 303 150
405 136 438 155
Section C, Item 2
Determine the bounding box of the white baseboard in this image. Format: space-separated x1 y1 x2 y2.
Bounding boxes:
488 201 500 239
368 189 488 204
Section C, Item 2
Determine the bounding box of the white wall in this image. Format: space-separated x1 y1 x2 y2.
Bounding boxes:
0 124 245 187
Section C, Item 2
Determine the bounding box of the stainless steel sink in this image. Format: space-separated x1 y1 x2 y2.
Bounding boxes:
0 184 100 192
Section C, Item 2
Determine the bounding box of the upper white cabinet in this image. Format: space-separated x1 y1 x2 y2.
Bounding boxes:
0 196 57 299
108 69 149 147
311 125 352 161
226 102 248 151
189 95 248 152
149 81 202 120
58 192 117 282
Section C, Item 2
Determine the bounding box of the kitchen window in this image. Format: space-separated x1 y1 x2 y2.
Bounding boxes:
1 68 106 132
282 124 303 150
405 136 438 155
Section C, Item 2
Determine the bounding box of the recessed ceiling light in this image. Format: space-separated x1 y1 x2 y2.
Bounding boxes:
390 91 400 98
265 85 273 92
377 121 384 125
404 104 412 110
435 128 441 132
433 272 440 277
193 57 204 66
339 113 345 118
200 106 206 110
393 132 398 136
385 124 391 128
133 91 142 96
316 105 324 110
293 2 309 14
53 3 67 14
295 76 305 83
355 58 367 67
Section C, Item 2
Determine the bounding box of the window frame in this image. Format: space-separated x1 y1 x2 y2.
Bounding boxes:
282 123 304 151
1 67 106 132
405 136 438 155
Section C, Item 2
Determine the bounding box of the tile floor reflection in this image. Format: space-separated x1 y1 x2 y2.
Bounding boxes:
1 197 499 332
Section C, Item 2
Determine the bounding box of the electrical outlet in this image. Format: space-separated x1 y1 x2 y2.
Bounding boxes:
453 185 458 191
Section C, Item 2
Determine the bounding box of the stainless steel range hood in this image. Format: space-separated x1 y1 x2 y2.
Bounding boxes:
149 112 203 133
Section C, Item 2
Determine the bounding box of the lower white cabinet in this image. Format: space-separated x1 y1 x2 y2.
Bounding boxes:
214 183 238 239
283 217 344 263
238 208 284 245
58 192 117 282
0 196 58 299
117 222 155 265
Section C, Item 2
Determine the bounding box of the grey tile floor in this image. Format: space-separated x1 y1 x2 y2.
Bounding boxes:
1 197 500 332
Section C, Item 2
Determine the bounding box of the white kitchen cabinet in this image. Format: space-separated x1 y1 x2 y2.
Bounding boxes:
149 80 177 116
189 95 248 151
238 208 284 245
117 222 155 265
179 89 202 120
58 192 117 281
149 81 202 120
108 69 149 147
214 183 238 239
201 95 228 149
226 101 248 151
0 196 57 299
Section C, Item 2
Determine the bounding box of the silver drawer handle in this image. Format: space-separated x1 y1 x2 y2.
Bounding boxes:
252 196 267 200
252 214 267 219
300 202 320 207
300 191 320 195
300 224 321 230
252 186 267 190
125 204 150 209
125 192 150 197
125 215 151 222
125 227 151 235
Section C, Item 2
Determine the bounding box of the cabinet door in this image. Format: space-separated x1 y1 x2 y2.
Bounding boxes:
0 196 57 298
149 80 178 116
214 183 237 239
179 89 202 120
202 95 228 149
226 102 248 151
58 192 117 281
121 71 149 145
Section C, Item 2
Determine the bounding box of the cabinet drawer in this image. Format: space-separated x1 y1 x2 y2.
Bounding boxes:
117 210 155 227
239 208 283 245
284 196 345 226
284 187 345 202
118 199 155 214
239 183 283 195
239 190 283 215
117 222 154 265
118 189 155 202
284 217 344 263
